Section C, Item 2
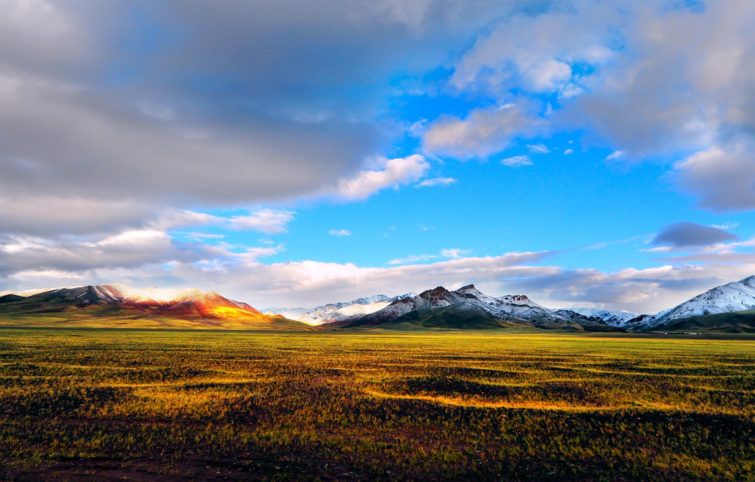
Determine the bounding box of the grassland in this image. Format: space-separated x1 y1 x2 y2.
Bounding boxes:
1 329 754 481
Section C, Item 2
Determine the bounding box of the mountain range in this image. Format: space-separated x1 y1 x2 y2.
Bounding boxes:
268 277 755 333
3 276 755 332
0 284 308 330
322 285 622 331
622 276 755 333
263 293 416 325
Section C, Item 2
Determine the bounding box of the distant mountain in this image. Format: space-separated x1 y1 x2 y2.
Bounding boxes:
266 293 417 325
11 277 755 333
626 276 755 332
0 284 309 330
572 308 637 327
336 285 622 331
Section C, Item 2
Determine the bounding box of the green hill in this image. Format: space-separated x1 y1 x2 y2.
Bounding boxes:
334 304 624 332
650 310 755 333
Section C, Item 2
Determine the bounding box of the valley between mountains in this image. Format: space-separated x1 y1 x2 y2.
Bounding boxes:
3 276 755 332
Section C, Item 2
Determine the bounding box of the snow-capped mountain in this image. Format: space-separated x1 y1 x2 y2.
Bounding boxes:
0 284 277 322
627 276 755 331
348 284 614 330
572 308 637 327
266 293 417 325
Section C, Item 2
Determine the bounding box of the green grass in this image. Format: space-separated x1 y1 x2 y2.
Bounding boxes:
0 306 311 331
1 329 754 481
655 311 755 333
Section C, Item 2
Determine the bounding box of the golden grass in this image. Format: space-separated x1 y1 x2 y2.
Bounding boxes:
1 329 754 481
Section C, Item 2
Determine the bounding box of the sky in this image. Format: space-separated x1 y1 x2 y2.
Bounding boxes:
2 0 755 314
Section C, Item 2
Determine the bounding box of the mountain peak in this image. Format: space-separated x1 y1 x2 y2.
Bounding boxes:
505 294 530 302
0 283 291 327
419 286 457 303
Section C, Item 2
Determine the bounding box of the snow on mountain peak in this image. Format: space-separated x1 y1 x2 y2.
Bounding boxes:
626 275 755 330
573 308 637 327
356 284 593 327
270 292 418 325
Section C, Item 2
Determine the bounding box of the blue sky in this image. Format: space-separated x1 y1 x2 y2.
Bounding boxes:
1 0 755 313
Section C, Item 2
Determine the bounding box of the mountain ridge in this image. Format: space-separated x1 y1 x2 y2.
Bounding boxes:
336 284 620 332
6 276 755 332
0 284 308 330
266 292 417 325
625 276 755 331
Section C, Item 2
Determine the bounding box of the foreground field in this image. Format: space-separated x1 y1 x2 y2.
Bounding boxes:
1 330 754 481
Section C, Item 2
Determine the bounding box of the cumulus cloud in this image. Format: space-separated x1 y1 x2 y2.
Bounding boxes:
423 103 543 159
329 229 352 236
652 222 739 249
449 7 614 97
565 1 755 158
331 155 430 200
430 0 755 185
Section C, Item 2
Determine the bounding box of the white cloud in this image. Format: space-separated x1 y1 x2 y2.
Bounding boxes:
148 208 294 235
416 177 457 187
449 7 614 97
501 155 533 167
527 143 550 154
227 209 294 233
8 247 747 316
181 232 226 241
437 0 755 170
391 247 471 265
711 222 739 230
441 248 472 259
4 228 755 315
408 118 428 137
526 60 572 93
423 103 543 159
389 254 436 265
0 230 222 276
329 229 352 236
332 155 430 200
605 150 625 161
564 148 573 155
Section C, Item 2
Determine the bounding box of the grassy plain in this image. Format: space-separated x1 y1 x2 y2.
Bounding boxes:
1 329 754 481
